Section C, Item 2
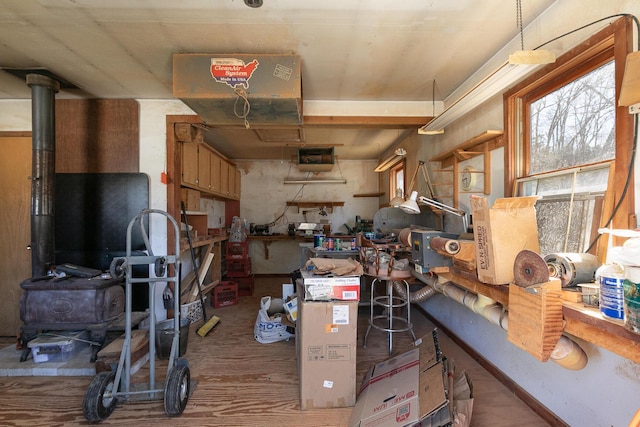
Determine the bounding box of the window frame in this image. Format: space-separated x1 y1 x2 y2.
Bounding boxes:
504 17 635 239
389 160 406 199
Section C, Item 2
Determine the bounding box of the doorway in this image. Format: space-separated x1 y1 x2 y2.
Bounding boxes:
0 135 32 336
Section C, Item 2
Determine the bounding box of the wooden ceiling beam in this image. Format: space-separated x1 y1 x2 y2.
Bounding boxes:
303 115 430 128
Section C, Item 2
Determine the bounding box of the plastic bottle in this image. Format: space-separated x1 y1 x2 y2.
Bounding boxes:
595 263 625 321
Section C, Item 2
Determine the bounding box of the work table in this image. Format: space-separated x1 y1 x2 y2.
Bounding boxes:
248 234 357 259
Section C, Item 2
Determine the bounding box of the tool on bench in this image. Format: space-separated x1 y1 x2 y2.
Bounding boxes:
181 202 220 337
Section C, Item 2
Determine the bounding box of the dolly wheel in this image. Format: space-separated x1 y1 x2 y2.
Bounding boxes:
109 257 127 279
83 371 117 422
164 364 190 416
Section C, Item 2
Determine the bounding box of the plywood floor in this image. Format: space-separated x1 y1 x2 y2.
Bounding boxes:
0 276 552 427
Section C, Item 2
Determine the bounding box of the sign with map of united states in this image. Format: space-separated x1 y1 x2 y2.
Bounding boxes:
210 58 259 89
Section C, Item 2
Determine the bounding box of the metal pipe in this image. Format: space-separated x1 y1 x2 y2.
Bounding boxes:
409 274 588 370
27 74 59 277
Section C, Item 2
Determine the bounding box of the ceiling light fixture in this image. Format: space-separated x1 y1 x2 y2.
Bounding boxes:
244 0 263 8
508 0 555 65
418 60 539 134
374 148 407 172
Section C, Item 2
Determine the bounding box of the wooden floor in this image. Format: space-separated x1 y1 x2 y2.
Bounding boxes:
0 276 552 427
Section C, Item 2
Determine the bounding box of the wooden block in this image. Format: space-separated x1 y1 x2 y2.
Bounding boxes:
561 288 583 303
95 330 149 373
507 278 563 362
174 123 203 142
451 240 476 271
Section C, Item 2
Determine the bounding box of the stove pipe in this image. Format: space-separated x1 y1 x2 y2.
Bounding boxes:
27 74 59 277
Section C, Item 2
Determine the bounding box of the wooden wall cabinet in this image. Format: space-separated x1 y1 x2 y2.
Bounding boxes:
180 139 240 201
181 142 200 189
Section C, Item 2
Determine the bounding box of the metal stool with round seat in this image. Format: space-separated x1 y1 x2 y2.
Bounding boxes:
359 235 416 355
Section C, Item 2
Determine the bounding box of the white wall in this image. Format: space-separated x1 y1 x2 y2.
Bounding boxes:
237 159 380 274
416 2 640 426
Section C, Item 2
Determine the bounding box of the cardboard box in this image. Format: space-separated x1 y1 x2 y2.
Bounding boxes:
470 196 540 285
348 335 448 427
297 287 358 409
300 270 361 301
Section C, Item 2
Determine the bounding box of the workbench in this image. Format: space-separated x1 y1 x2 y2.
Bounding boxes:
414 266 640 364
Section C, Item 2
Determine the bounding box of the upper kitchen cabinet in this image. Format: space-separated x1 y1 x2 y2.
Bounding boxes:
176 123 240 201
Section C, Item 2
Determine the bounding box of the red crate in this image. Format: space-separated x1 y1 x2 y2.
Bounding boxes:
226 258 252 277
226 241 249 260
212 281 239 308
232 275 254 296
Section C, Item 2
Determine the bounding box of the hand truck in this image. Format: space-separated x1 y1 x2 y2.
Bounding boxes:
83 209 190 422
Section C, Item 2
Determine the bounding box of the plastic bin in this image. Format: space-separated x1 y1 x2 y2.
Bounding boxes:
27 331 87 363
155 318 190 359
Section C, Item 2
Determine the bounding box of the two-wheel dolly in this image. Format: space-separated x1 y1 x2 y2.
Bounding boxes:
83 209 190 422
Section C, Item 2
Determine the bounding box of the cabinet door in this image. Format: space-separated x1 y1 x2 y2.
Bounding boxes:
232 167 241 199
220 160 230 196
197 146 211 192
209 153 221 194
228 164 236 198
181 143 199 188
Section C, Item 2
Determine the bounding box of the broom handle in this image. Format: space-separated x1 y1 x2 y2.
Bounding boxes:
181 202 207 321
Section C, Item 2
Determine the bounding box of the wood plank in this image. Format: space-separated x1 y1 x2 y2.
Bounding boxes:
430 130 504 163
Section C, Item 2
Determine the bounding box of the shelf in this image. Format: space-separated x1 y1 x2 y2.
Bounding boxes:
428 267 640 365
430 130 504 168
353 192 384 198
286 201 344 211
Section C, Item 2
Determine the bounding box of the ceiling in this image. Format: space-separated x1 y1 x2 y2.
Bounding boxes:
0 0 557 160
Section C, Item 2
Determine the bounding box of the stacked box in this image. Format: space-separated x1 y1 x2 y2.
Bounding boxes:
226 258 252 277
225 241 249 259
234 276 255 296
224 241 253 296
212 281 239 308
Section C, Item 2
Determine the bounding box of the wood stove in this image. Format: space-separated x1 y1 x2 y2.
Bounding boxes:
19 275 125 362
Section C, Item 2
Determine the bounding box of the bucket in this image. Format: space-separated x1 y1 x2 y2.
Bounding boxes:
596 263 625 321
623 265 640 334
155 317 190 359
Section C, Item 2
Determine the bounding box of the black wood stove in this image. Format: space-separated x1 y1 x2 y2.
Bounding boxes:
19 275 125 362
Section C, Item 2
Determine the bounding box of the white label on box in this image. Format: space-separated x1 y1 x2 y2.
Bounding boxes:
327 344 351 361
323 380 334 388
333 305 349 325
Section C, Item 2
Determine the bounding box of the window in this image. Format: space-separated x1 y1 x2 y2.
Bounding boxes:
529 61 616 175
505 16 634 256
390 161 405 200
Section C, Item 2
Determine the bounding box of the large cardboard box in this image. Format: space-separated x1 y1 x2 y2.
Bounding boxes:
470 196 540 285
349 336 449 427
300 270 361 301
297 287 358 409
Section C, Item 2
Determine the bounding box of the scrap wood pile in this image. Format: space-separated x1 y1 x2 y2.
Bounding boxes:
304 257 364 276
179 244 218 304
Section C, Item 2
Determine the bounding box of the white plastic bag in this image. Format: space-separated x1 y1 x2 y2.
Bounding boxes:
254 296 295 344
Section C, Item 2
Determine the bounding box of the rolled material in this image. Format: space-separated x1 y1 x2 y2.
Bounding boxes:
430 236 461 255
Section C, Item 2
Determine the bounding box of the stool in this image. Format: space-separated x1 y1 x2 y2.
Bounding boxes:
358 233 416 355
363 275 416 355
